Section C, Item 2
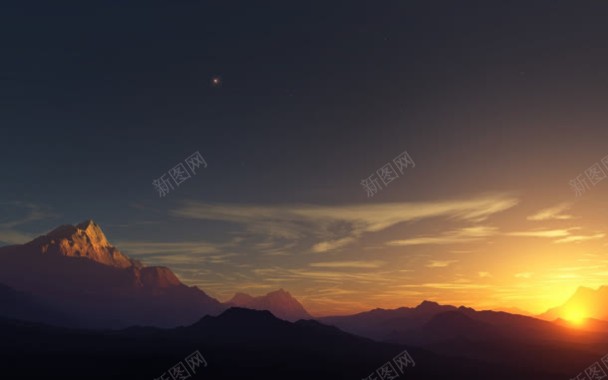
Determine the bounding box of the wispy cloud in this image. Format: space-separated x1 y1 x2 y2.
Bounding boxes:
507 228 604 243
399 282 490 290
527 203 573 221
554 233 605 243
387 226 499 247
0 229 36 245
426 260 459 268
311 237 356 253
309 260 385 269
116 241 222 256
0 201 57 229
0 202 57 245
171 193 518 253
256 241 298 256
250 266 397 285
507 229 572 238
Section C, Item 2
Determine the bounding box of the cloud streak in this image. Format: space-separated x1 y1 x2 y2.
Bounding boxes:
309 260 385 269
527 203 574 221
0 202 57 245
171 193 519 253
426 260 459 268
507 228 604 243
387 226 499 246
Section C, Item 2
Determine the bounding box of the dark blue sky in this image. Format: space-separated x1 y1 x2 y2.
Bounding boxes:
3 1 608 314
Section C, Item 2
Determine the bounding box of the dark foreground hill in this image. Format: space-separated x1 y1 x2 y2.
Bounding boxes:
0 307 592 380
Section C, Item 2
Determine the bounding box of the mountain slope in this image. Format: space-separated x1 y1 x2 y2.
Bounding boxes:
319 300 456 340
225 289 312 321
0 220 224 328
26 220 138 268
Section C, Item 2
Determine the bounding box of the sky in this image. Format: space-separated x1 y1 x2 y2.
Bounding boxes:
2 1 608 316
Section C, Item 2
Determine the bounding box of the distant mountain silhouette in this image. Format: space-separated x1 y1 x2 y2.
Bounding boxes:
321 301 579 344
319 300 606 377
0 220 224 328
393 306 570 345
493 306 532 316
319 300 457 340
225 289 312 321
539 285 608 322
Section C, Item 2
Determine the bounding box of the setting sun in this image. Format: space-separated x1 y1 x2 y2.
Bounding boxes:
563 307 588 326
